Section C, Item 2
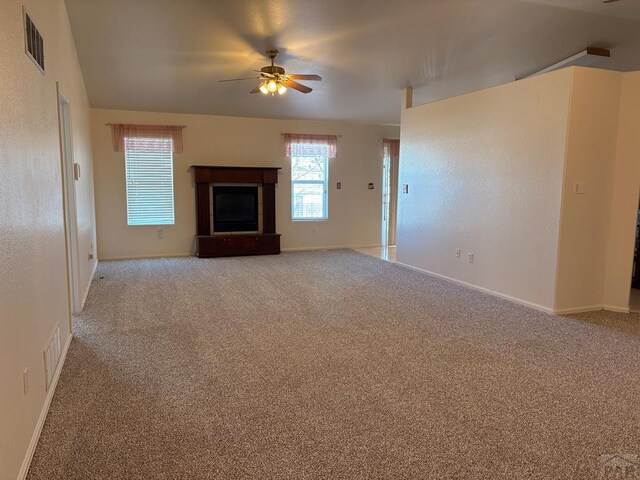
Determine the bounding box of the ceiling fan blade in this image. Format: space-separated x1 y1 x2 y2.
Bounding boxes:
253 70 274 77
287 74 322 81
282 79 312 94
250 84 262 94
219 77 260 82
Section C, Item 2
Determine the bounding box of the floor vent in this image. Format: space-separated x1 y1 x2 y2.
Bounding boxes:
23 8 44 73
43 324 61 391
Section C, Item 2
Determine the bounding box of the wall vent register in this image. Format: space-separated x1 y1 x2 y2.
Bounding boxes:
43 324 62 391
24 9 44 73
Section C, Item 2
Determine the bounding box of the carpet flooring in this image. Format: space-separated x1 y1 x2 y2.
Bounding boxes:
28 250 640 479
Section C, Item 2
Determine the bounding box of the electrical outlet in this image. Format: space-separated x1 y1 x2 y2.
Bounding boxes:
468 253 474 264
88 253 94 260
455 249 461 259
23 368 29 395
157 228 164 240
337 181 342 190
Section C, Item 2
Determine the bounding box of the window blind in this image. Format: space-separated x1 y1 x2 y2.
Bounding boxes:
125 137 175 226
291 143 329 220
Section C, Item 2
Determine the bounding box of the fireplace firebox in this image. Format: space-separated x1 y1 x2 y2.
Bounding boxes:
212 186 259 232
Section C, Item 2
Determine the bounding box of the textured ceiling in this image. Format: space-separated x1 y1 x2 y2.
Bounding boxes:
64 0 640 124
524 0 640 21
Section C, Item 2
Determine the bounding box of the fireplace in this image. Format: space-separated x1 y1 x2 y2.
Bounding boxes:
212 186 259 232
192 166 280 258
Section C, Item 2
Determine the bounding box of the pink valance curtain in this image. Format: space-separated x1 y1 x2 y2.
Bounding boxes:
383 138 400 159
283 133 338 159
111 124 184 154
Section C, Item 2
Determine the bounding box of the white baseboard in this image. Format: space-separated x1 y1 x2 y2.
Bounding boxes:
553 304 605 315
604 304 630 314
80 260 99 311
99 253 192 261
282 244 382 252
395 261 556 314
102 246 384 258
17 333 72 480
537 304 629 315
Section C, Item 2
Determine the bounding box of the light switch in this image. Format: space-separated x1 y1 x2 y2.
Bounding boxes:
23 368 29 395
573 182 588 194
402 184 409 194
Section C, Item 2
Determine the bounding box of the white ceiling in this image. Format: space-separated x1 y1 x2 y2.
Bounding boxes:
64 0 640 124
524 0 640 21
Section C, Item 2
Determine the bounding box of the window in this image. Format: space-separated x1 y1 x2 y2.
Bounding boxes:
284 133 336 221
124 136 175 226
290 142 329 221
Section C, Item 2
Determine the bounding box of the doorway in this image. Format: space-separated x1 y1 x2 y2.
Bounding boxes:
381 139 400 249
629 202 640 312
57 84 81 320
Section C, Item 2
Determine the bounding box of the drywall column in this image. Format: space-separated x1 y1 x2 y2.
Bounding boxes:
603 72 640 311
553 68 622 313
402 87 413 110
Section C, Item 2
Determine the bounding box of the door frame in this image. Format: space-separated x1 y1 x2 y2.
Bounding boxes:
381 151 391 247
56 83 81 324
631 201 640 290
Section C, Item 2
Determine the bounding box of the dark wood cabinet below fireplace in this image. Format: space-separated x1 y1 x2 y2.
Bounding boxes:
195 234 281 257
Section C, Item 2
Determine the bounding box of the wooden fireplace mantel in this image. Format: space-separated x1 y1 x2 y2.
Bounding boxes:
191 166 281 258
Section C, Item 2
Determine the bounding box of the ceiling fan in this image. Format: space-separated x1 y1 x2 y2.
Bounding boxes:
219 49 322 96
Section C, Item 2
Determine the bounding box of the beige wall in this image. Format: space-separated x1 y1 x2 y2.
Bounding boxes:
397 69 573 311
554 68 623 312
0 0 97 479
90 109 399 259
398 66 640 314
604 72 640 310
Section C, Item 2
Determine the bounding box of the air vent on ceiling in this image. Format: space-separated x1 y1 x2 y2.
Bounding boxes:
23 8 44 73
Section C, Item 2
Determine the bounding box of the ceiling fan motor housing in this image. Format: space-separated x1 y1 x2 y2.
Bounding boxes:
261 66 286 76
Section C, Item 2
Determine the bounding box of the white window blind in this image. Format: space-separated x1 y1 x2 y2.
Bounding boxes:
291 143 329 220
125 136 175 226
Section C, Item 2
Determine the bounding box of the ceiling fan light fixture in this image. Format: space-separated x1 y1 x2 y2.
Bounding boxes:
220 48 320 96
